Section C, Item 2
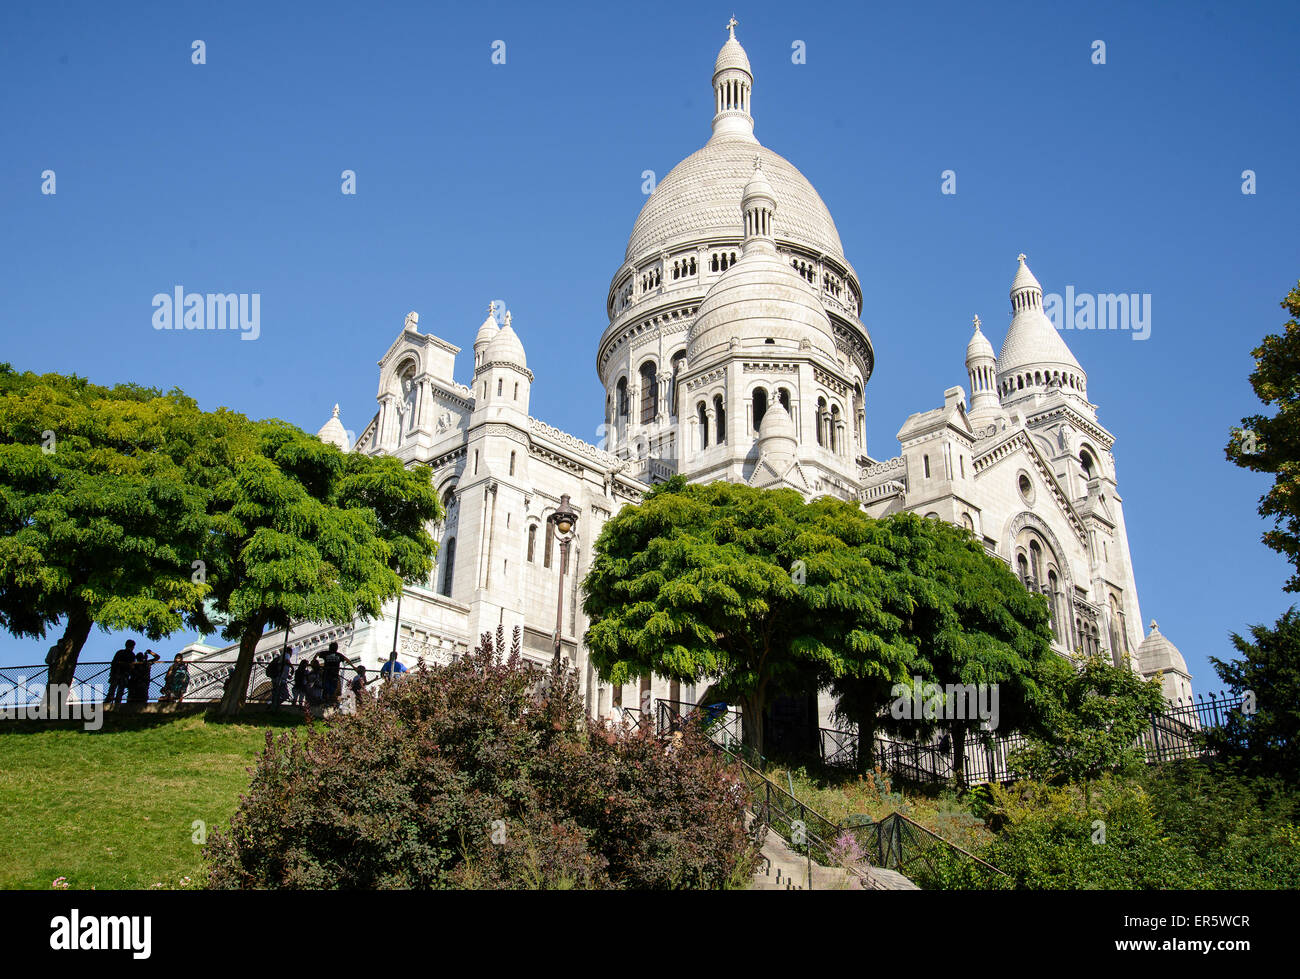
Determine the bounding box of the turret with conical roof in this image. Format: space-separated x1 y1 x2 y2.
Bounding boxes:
997 254 1089 412
317 404 350 451
473 302 500 370
1136 619 1194 704
712 17 755 142
965 314 1001 427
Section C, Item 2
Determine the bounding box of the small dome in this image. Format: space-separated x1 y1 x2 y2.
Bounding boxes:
714 34 751 77
966 316 995 364
758 399 797 442
317 404 349 451
475 302 500 347
485 312 526 368
743 161 775 205
1136 619 1189 677
688 249 838 365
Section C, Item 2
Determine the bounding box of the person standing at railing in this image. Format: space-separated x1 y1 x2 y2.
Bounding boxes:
106 640 136 705
321 642 344 704
159 654 190 704
349 662 368 703
380 651 407 683
269 647 293 710
291 657 309 707
127 650 160 704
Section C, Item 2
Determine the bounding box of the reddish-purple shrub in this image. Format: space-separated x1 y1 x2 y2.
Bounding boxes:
205 636 761 889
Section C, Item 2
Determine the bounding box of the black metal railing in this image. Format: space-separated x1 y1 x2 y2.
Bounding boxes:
0 657 377 711
817 691 1238 786
854 812 1008 887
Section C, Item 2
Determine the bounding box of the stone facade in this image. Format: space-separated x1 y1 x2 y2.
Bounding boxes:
188 25 1189 713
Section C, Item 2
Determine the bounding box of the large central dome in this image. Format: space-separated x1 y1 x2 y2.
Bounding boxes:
625 141 846 264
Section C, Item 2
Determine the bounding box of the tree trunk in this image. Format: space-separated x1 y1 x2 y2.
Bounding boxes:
952 724 968 788
216 621 265 718
45 604 94 707
741 692 766 760
852 707 878 773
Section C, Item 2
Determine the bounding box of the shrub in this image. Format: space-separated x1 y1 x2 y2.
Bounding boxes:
204 637 761 889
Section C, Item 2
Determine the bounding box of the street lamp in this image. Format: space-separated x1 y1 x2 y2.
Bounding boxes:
548 494 579 673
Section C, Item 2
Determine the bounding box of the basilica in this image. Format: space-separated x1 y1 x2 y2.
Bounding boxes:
198 26 1192 723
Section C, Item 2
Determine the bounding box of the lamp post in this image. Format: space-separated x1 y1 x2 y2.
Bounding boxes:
548 494 579 673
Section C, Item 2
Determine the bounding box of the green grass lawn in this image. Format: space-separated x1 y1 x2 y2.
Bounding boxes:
0 711 311 890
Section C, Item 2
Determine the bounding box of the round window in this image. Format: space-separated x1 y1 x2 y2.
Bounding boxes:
1018 472 1035 504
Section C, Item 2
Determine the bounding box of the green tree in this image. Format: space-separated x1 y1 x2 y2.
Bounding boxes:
204 420 440 716
1207 607 1300 778
582 478 919 757
886 514 1063 784
0 367 211 689
1011 654 1166 794
1226 281 1300 591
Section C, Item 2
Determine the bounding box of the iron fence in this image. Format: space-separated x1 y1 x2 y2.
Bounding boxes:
0 658 376 711
818 691 1238 786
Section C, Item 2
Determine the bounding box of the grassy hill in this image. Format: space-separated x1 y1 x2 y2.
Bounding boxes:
0 711 310 890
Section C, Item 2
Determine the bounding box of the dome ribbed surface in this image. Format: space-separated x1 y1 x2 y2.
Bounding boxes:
714 36 752 76
688 249 837 365
486 323 526 368
625 142 844 264
966 324 995 363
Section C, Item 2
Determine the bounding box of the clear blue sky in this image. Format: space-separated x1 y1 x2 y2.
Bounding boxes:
1 0 1297 693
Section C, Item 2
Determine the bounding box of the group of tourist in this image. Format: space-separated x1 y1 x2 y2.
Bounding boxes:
101 640 188 705
262 641 369 711
50 637 407 709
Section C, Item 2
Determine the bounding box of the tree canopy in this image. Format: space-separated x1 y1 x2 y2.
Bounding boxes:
0 366 211 688
203 418 441 715
582 477 1059 761
1207 607 1300 779
1226 280 1300 591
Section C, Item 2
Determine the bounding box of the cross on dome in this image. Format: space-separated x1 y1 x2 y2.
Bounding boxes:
504 310 512 328
726 15 738 38
332 404 340 418
488 301 497 316
1017 253 1027 264
972 314 981 331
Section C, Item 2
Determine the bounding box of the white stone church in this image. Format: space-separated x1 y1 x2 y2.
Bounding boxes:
195 26 1192 722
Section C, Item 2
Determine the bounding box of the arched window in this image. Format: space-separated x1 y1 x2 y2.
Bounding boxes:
816 397 827 446
830 404 842 453
509 451 516 476
1080 449 1095 478
1029 540 1042 586
640 361 658 424
1046 570 1060 634
544 523 554 568
752 387 768 431
670 351 686 418
527 525 537 563
777 388 791 412
698 401 709 449
853 382 864 446
714 395 726 444
617 377 629 418
1017 554 1029 584
440 537 456 597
